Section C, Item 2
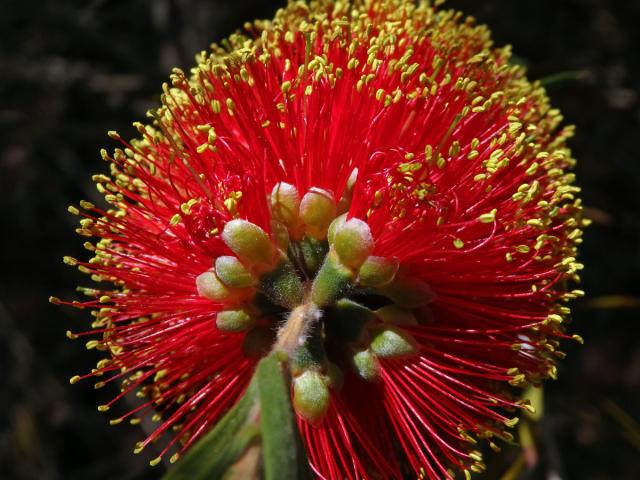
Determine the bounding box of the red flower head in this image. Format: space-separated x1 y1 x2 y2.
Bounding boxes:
55 1 587 478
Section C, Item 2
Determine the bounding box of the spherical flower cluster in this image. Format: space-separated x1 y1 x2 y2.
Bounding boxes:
55 1 586 478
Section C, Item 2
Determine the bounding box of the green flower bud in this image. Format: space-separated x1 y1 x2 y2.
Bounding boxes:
196 270 234 302
299 187 336 239
293 370 330 423
222 219 275 267
270 182 300 227
358 255 399 287
370 327 418 358
332 218 374 269
214 256 256 288
327 213 347 244
216 309 255 332
351 349 380 381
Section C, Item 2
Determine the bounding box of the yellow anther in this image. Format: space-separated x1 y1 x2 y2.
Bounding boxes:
478 209 497 223
504 417 519 427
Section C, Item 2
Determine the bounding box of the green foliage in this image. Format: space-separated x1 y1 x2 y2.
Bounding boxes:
257 355 313 480
164 354 312 480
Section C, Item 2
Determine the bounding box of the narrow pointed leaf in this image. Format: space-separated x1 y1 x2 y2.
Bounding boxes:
256 354 313 480
163 382 258 480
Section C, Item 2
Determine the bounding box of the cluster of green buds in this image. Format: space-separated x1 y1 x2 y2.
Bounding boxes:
196 181 436 423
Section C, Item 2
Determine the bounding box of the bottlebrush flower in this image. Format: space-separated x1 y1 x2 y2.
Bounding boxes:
54 0 587 478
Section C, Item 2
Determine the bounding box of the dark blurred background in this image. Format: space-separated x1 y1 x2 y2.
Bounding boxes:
1 0 639 479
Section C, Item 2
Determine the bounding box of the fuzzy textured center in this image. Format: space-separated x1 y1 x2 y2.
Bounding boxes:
195 182 434 422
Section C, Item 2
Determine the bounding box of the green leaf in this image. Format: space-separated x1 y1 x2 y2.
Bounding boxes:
256 354 313 480
163 381 259 480
162 354 312 480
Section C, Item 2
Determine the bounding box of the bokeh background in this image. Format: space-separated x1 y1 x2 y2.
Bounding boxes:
1 0 639 478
